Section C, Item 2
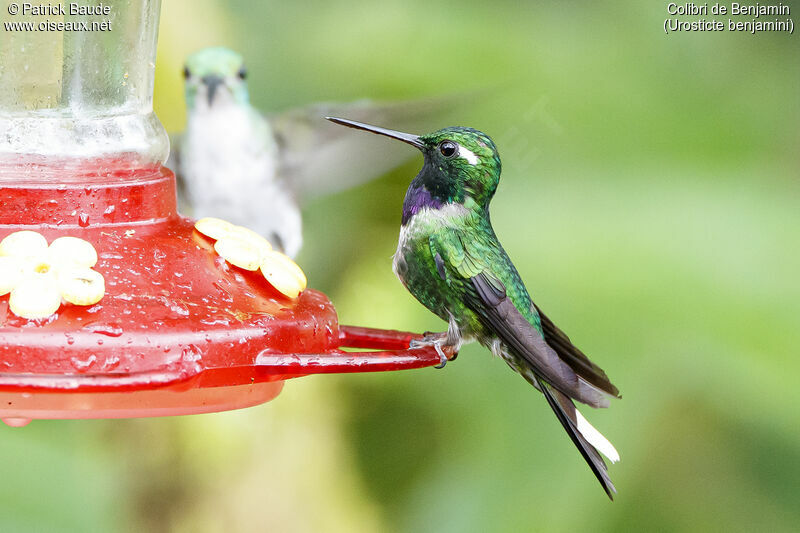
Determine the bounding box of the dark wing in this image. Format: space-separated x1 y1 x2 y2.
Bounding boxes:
268 94 475 203
537 375 616 499
433 231 611 407
470 273 610 408
535 304 620 398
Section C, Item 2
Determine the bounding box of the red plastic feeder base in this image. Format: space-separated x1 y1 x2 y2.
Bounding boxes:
0 159 451 423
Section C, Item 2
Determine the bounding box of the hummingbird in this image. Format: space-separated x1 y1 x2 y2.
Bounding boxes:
170 47 466 258
326 117 621 498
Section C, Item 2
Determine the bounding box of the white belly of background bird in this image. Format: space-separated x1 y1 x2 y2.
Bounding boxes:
181 101 303 258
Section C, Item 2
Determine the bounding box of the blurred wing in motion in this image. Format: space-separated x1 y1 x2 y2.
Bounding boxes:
269 94 476 203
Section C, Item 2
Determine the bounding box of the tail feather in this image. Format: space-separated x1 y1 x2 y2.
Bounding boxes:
575 408 619 463
534 374 618 499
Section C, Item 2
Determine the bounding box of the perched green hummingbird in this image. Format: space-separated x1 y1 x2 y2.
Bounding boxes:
171 47 463 257
327 117 621 498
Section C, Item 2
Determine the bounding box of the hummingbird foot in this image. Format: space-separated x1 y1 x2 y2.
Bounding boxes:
410 332 457 368
433 342 449 369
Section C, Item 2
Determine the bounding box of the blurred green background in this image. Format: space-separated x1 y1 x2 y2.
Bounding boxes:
2 1 799 531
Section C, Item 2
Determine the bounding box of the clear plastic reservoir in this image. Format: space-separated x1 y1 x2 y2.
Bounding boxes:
0 0 168 172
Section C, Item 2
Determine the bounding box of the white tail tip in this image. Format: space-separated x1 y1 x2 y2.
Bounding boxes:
575 409 620 463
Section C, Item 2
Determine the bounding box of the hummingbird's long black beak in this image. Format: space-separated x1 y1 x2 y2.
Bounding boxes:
202 75 224 106
326 117 424 150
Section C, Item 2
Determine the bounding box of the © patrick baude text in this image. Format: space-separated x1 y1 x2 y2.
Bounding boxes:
4 3 113 32
664 2 794 34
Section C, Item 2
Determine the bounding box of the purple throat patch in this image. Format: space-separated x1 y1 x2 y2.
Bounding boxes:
402 185 444 225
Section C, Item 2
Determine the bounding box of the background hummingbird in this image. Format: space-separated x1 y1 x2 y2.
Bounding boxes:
170 47 466 258
327 117 622 498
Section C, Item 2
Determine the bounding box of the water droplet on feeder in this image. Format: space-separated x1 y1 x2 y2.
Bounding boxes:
86 323 123 337
78 212 90 227
70 354 97 372
2 418 31 428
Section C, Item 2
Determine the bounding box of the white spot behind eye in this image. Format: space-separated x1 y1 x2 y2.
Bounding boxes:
459 145 479 165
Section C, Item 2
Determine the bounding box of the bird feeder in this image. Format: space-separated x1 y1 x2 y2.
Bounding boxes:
0 0 448 427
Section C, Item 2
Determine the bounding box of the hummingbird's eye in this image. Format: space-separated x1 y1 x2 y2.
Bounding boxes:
237 66 247 80
439 141 458 158
182 66 191 80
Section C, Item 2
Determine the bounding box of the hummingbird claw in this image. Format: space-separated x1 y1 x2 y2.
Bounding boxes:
409 332 455 369
433 342 448 369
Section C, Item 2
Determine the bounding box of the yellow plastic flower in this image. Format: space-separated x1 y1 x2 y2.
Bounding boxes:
260 250 307 299
194 217 307 299
0 231 105 319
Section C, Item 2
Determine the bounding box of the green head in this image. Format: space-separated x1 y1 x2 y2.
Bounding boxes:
183 47 249 109
326 118 501 220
